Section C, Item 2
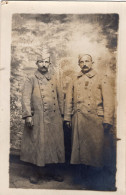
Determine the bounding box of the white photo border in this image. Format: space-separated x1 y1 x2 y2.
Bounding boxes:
0 1 126 195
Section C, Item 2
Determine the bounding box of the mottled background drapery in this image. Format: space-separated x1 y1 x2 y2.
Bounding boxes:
10 14 118 151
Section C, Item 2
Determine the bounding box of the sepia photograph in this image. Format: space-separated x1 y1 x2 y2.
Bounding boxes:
0 1 126 195
9 12 118 191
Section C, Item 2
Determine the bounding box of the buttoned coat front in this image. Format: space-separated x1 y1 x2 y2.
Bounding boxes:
64 69 115 167
20 70 65 166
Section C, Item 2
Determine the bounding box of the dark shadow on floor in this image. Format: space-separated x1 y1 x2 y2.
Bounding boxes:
9 154 117 191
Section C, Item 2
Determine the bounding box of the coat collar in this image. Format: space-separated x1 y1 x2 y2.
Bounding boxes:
34 70 51 80
77 69 96 78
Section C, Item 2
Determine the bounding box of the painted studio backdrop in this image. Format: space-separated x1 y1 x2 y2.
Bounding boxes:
10 14 119 151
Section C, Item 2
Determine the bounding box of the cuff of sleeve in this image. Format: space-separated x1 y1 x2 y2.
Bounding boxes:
64 115 71 121
22 116 32 120
103 118 113 125
22 112 32 119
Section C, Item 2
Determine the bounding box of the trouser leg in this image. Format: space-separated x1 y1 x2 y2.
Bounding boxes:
63 123 72 164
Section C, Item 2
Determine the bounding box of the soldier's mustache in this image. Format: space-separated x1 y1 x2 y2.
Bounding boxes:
82 65 88 69
41 66 47 69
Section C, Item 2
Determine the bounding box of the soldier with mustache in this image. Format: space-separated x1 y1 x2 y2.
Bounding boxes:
64 54 116 190
20 49 65 184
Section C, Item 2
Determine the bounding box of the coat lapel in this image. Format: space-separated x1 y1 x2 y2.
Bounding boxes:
77 69 96 79
86 69 96 78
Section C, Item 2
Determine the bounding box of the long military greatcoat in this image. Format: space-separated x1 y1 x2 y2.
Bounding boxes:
20 70 65 166
64 69 114 167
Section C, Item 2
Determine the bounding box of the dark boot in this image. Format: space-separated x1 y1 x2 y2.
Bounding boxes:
45 164 64 182
53 174 64 182
29 165 40 184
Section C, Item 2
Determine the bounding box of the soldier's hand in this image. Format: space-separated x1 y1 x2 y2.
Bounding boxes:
25 117 34 128
64 121 71 129
103 123 112 133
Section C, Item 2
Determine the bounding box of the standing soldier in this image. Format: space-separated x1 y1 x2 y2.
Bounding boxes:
64 54 115 190
20 49 65 184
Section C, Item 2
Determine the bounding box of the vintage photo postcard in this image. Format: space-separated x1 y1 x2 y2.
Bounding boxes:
0 1 126 195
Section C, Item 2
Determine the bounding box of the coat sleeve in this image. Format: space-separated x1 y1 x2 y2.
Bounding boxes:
101 75 115 125
56 77 64 115
22 76 33 119
64 79 74 121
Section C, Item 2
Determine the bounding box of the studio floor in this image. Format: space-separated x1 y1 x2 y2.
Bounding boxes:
9 155 116 191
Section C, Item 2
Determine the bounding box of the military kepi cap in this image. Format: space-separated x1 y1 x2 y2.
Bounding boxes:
78 53 93 61
37 47 50 61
